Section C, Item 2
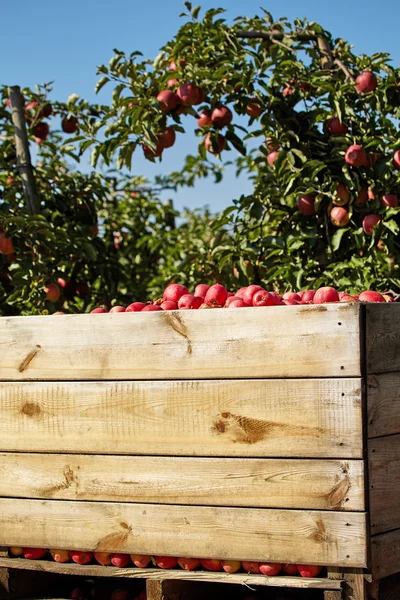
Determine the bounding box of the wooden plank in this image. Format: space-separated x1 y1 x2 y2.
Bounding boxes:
0 559 343 589
0 453 365 511
368 373 400 438
0 304 361 380
371 528 400 579
0 378 363 458
368 434 400 534
342 569 366 600
0 498 367 567
324 592 342 600
366 304 400 375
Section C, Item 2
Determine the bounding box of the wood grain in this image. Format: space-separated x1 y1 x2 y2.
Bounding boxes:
371 528 400 580
0 499 367 567
0 379 363 458
0 453 365 511
0 304 361 380
324 592 342 600
367 373 400 438
366 304 400 375
0 558 343 589
369 434 400 534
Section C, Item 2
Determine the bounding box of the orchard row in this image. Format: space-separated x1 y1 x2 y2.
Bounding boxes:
8 547 323 578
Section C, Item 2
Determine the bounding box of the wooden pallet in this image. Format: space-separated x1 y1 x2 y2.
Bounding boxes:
1 304 400 599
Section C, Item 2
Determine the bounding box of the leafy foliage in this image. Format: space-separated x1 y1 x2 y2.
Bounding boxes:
0 85 220 315
90 4 400 293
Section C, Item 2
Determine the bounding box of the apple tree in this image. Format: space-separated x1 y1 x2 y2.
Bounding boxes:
0 84 221 315
88 3 400 293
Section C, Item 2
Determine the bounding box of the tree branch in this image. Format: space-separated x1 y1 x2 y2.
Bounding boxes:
236 30 356 80
236 30 316 42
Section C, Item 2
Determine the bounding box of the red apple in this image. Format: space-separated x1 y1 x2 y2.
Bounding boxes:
340 294 357 302
194 283 210 299
177 83 203 106
160 300 178 310
282 563 299 575
246 99 263 118
334 183 350 206
380 194 399 208
94 551 112 565
197 110 212 128
62 117 78 134
9 547 24 557
313 286 340 304
393 150 400 169
177 557 201 571
297 564 323 578
201 559 222 571
126 302 146 312
301 290 315 303
91 307 107 313
110 553 131 568
155 556 177 569
23 548 47 560
358 290 385 303
221 560 241 574
356 71 377 94
142 305 162 311
110 590 131 600
45 283 60 303
241 561 261 573
211 106 233 128
142 142 163 159
355 188 369 205
330 206 350 227
33 122 49 142
50 549 70 563
110 306 126 313
169 59 185 71
70 551 93 565
259 563 281 576
204 133 226 154
345 144 367 167
297 194 315 215
130 554 151 568
156 90 180 112
167 78 178 88
267 151 279 167
0 231 15 255
363 214 382 234
326 117 348 135
157 126 176 149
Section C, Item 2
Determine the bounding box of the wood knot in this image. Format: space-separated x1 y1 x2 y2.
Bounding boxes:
21 402 41 418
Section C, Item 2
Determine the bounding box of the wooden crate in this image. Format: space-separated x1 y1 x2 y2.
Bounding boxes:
0 303 399 592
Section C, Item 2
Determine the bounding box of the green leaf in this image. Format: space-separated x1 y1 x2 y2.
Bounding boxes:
95 77 110 94
331 227 348 252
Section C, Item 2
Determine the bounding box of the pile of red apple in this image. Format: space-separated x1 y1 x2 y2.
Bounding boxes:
79 283 394 315
8 547 323 578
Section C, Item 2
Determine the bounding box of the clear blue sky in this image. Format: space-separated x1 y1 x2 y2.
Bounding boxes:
2 0 399 213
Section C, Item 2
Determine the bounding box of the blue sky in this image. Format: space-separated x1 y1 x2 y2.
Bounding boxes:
2 0 399 213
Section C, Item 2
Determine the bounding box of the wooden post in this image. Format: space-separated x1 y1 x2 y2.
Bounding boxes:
8 86 39 215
